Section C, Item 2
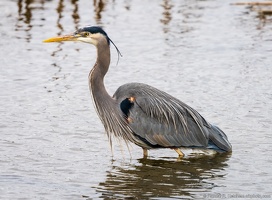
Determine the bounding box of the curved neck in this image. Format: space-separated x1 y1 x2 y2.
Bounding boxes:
90 40 110 83
93 41 111 80
89 38 113 110
88 37 138 146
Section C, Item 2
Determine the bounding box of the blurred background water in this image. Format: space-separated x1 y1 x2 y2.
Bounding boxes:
0 0 272 199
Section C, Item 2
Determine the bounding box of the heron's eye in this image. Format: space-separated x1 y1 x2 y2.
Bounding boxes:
83 32 89 37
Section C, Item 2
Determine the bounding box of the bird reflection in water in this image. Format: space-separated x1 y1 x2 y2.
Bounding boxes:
93 153 231 199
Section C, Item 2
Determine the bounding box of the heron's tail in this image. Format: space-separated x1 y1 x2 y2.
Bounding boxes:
207 125 232 152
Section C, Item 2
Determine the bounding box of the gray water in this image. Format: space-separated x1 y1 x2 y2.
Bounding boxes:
1 0 272 199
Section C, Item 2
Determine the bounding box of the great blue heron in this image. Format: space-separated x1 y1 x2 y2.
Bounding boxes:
44 26 232 158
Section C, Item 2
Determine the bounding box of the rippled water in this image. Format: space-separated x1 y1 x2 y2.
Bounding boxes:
1 0 272 199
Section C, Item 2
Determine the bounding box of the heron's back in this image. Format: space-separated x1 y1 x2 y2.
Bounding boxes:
113 83 232 152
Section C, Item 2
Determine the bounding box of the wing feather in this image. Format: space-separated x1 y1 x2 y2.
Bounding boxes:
114 83 211 149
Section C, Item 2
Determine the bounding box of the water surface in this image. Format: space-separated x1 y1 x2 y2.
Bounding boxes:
1 0 272 199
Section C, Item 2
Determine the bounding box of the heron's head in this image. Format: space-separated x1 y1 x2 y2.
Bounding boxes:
43 26 122 61
43 26 110 46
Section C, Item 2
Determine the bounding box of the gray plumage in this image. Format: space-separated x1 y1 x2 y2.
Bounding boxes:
84 26 232 155
44 26 232 157
113 83 232 152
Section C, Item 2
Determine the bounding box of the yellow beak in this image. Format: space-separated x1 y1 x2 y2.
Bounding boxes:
43 34 78 43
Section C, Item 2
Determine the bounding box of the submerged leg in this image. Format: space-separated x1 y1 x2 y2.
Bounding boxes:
143 148 148 157
173 148 184 158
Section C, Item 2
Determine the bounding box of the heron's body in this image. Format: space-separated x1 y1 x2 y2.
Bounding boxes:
44 26 232 157
113 83 231 152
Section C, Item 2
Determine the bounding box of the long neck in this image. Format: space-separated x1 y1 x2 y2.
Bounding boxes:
89 38 116 125
88 37 141 146
89 40 111 99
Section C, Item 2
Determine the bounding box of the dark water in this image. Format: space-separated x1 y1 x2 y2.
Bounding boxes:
1 0 272 199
